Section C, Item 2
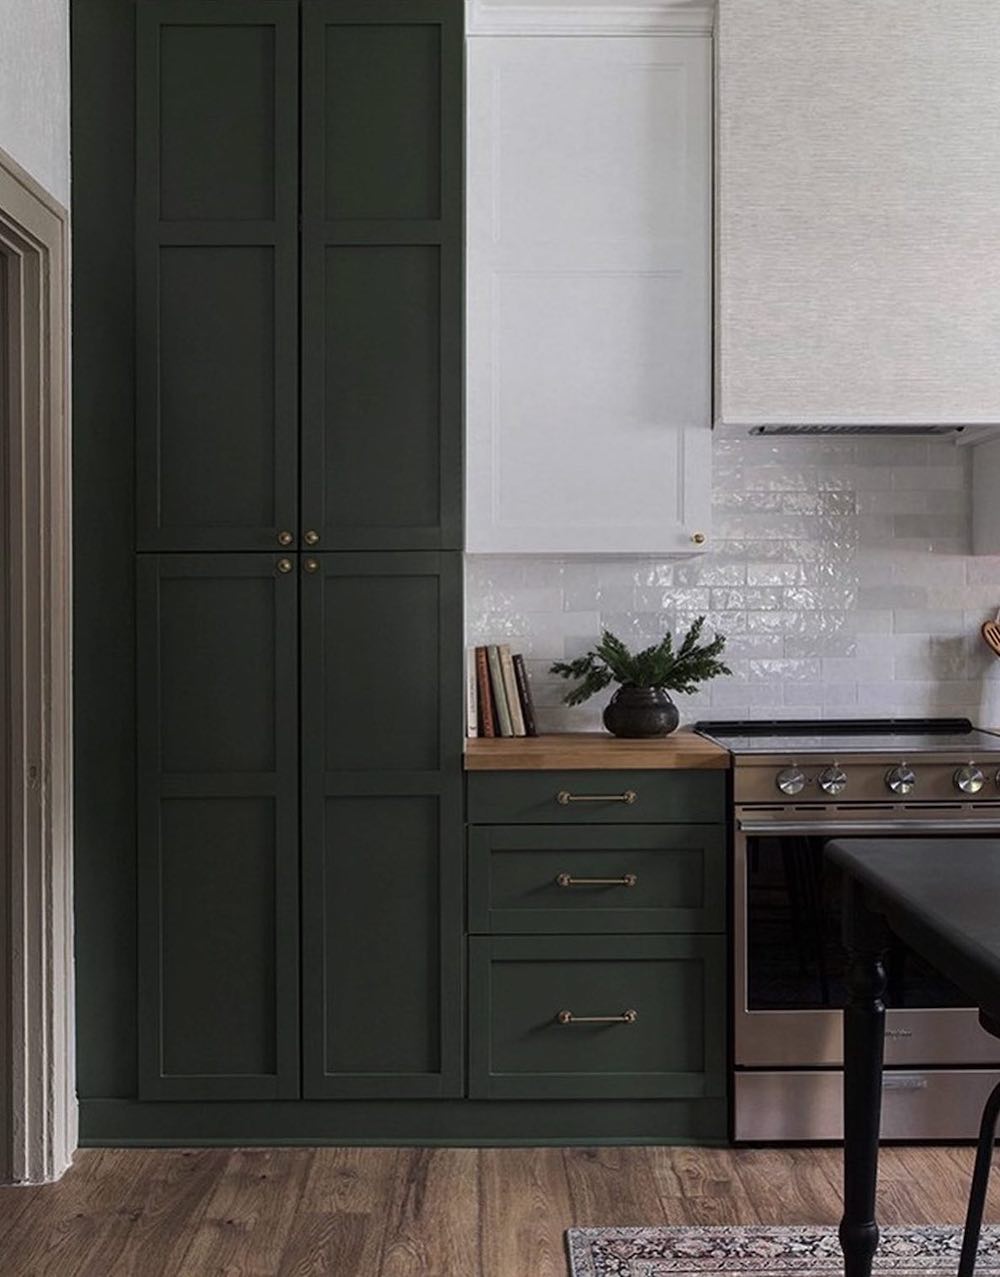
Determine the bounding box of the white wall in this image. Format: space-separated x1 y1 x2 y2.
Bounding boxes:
0 0 70 205
467 430 1000 732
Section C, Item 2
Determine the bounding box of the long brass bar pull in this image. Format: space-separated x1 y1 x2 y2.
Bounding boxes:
556 790 636 805
555 872 637 888
556 1009 638 1026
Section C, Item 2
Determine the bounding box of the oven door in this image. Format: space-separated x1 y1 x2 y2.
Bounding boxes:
735 808 1000 1067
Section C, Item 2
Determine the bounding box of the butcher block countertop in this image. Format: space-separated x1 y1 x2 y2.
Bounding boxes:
464 729 730 771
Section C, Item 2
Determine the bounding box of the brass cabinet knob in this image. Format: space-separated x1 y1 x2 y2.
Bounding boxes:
277 530 294 546
303 529 320 546
303 558 320 574
691 531 706 545
276 558 293 574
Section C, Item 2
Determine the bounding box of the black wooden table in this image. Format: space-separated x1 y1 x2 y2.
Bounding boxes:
826 838 1000 1277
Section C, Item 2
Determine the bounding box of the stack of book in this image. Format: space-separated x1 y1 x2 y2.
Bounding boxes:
466 644 537 738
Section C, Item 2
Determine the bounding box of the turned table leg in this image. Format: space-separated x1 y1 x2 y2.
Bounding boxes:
839 881 889 1277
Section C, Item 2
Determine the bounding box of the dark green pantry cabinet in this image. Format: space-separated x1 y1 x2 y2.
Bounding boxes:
73 0 465 1122
135 0 462 553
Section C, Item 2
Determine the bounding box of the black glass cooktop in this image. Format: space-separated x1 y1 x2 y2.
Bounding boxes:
694 718 1000 756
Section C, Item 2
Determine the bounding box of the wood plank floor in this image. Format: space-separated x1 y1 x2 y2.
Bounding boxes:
0 1145 997 1276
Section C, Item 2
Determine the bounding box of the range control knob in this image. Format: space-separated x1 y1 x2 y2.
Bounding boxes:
776 767 807 796
886 764 917 796
955 764 985 795
818 766 848 796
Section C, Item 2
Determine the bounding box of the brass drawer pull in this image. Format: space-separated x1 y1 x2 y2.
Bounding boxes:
556 1009 638 1026
556 789 636 806
555 872 637 888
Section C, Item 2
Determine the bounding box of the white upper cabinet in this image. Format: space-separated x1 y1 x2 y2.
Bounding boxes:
465 3 713 554
717 0 1000 428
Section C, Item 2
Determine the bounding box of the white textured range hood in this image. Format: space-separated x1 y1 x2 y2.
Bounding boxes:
716 0 1000 435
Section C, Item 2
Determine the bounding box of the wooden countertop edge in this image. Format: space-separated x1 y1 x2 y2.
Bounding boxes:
463 730 730 771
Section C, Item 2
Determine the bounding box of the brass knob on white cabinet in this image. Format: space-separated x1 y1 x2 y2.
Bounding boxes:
691 532 706 545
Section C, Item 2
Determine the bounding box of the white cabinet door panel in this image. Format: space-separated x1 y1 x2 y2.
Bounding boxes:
466 36 712 554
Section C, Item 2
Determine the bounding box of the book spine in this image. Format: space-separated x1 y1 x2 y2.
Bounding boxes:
499 644 526 736
487 645 513 737
475 646 496 737
465 647 479 738
512 653 538 737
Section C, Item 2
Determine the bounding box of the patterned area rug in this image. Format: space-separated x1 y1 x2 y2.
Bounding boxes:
566 1225 1000 1277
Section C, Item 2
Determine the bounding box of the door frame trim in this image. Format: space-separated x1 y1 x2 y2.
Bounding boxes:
0 145 74 1183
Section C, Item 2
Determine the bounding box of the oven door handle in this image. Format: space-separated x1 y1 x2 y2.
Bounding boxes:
737 819 1000 836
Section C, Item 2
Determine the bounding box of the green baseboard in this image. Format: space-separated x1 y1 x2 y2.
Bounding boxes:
79 1097 728 1147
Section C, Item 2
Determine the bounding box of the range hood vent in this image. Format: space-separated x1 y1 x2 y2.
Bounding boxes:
749 425 964 437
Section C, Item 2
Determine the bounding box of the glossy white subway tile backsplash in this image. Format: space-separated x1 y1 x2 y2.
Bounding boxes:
465 429 1000 732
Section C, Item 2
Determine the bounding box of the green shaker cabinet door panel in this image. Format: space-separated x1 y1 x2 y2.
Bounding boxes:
135 4 299 551
469 935 726 1101
468 824 726 935
301 553 464 1098
466 770 727 826
137 555 300 1100
301 0 463 550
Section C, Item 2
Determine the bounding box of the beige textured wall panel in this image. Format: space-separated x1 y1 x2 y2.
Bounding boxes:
717 0 1000 426
0 0 69 205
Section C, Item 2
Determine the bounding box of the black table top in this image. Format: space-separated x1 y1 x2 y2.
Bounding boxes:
826 838 1000 1025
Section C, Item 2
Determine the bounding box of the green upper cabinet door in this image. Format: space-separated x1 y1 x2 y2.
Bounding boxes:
136 555 300 1101
300 552 464 1098
135 3 299 552
301 0 463 551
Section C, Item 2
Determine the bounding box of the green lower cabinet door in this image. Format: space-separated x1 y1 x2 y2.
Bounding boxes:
469 935 726 1101
136 555 300 1100
468 824 725 935
466 770 726 825
301 552 464 1098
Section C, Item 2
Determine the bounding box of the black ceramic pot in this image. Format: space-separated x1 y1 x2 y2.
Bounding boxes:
602 685 680 739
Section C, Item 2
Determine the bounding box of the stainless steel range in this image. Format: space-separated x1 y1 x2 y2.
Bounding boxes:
696 717 1000 1143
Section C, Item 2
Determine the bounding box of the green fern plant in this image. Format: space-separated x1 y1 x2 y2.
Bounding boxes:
550 618 731 706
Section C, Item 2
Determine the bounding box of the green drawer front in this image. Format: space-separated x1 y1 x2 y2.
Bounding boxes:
466 770 726 825
468 825 725 935
469 935 725 1101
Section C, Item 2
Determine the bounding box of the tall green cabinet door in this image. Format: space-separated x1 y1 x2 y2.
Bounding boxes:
301 552 464 1097
135 3 299 552
137 555 300 1100
301 0 463 551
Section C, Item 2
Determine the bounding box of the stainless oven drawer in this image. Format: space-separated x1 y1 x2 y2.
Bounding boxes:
734 1006 1000 1068
735 1068 1000 1142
